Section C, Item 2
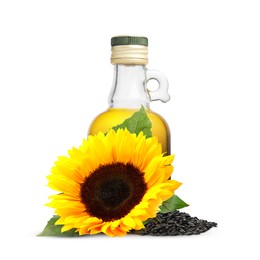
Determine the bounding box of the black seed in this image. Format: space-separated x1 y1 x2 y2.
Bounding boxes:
131 210 217 236
160 232 168 236
188 222 195 227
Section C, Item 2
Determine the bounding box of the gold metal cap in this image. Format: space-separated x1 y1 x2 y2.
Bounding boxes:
111 36 148 65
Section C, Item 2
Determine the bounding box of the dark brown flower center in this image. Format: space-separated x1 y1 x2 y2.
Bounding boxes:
80 162 147 222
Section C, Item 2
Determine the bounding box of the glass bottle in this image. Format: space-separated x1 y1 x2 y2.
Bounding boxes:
88 36 171 154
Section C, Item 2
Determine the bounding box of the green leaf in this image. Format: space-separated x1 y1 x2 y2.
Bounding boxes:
112 106 152 138
37 215 79 237
159 195 189 214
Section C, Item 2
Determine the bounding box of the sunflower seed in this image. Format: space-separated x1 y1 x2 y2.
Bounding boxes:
131 210 217 236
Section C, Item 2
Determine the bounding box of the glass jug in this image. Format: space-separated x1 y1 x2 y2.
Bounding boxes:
88 36 171 154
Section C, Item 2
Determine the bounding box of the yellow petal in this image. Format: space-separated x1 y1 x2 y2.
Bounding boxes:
78 227 90 236
130 217 145 230
122 216 136 229
61 224 75 233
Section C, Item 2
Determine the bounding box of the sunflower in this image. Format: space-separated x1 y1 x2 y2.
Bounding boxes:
47 128 181 237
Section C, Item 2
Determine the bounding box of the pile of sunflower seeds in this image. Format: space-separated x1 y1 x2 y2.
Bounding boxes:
131 211 217 236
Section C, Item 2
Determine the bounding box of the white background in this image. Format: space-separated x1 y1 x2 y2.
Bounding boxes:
0 0 260 259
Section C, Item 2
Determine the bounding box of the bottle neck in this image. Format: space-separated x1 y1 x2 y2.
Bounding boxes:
108 65 150 109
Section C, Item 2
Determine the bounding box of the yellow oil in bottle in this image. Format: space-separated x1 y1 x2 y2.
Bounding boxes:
88 108 171 155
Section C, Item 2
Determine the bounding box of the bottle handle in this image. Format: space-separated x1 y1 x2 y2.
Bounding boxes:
146 69 170 103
